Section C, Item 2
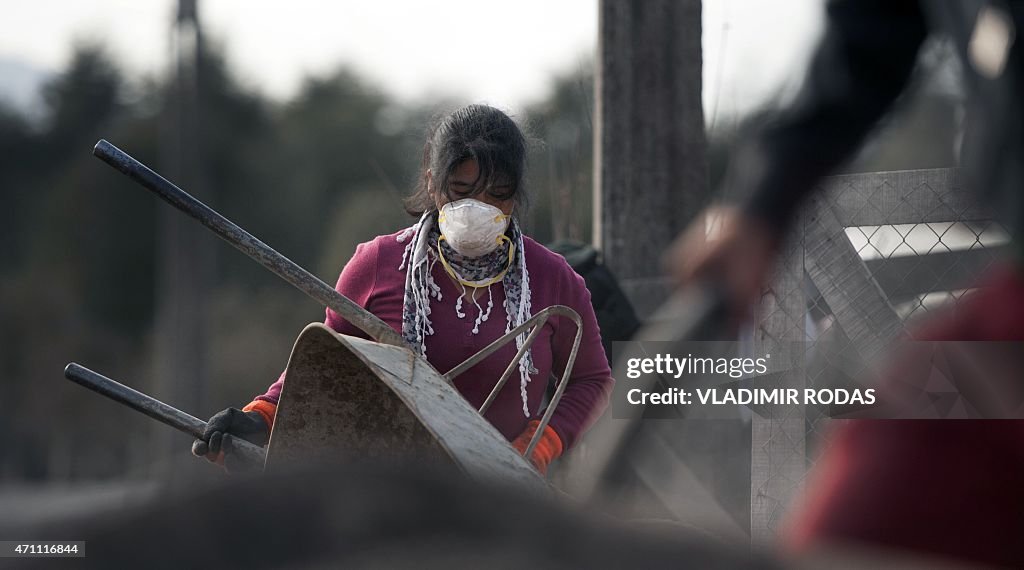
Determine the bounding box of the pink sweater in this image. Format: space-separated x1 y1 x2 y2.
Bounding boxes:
255 229 614 450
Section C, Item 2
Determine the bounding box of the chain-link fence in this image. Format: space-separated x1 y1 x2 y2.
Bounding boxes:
751 167 1008 540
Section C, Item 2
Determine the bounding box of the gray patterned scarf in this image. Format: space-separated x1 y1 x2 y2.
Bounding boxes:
397 210 537 416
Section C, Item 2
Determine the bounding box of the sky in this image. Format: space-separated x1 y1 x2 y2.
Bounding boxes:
0 0 823 120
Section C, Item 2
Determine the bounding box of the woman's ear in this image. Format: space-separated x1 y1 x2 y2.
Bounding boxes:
426 169 445 211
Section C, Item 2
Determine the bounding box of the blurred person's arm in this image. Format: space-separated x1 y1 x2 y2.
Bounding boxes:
733 0 928 230
671 0 928 312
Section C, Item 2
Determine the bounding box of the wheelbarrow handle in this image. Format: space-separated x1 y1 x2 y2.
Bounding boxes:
92 139 405 348
64 363 267 467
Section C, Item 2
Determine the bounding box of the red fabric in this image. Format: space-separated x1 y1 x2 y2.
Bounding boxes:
786 263 1024 568
254 230 614 451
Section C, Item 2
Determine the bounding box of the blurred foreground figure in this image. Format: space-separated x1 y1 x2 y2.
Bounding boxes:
1 460 776 570
671 0 1024 567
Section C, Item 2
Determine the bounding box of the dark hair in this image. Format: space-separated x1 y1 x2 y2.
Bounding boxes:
404 104 528 217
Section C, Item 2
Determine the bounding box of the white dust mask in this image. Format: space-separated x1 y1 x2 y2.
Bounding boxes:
437 198 511 258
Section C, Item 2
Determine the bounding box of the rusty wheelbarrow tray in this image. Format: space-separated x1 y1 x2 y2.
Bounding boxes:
268 324 543 487
77 140 583 493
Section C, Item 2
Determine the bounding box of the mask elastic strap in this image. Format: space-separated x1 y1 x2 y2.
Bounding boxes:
436 235 515 289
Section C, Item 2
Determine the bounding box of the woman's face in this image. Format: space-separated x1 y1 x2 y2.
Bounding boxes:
430 158 515 216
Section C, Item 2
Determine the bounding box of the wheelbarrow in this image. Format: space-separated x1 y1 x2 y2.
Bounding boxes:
66 140 583 494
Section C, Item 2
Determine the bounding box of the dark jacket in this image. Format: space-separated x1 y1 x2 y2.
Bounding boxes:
735 0 1024 241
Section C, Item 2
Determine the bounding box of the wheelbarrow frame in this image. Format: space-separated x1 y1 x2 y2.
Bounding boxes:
78 140 582 489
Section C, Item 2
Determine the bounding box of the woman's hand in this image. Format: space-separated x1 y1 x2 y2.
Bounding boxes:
512 420 563 475
665 206 781 323
192 407 270 472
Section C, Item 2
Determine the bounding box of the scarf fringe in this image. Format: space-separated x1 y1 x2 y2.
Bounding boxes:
398 211 535 416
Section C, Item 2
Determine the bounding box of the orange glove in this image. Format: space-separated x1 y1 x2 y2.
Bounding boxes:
512 420 563 475
242 399 278 431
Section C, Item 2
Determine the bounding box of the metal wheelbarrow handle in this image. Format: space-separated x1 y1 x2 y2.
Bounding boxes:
92 139 405 348
64 363 268 468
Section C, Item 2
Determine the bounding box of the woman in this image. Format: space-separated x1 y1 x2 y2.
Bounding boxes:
192 104 614 474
